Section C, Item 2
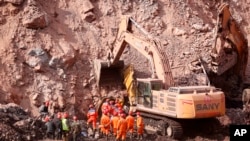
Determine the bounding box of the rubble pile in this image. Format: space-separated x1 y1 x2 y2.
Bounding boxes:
0 103 44 141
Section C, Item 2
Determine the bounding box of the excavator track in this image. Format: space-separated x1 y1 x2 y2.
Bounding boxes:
140 111 183 139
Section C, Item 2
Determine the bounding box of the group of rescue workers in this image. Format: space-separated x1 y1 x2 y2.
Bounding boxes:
39 97 144 141
39 101 83 141
87 98 144 141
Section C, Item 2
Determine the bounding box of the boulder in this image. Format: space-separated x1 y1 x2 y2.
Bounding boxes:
22 6 49 29
83 12 96 23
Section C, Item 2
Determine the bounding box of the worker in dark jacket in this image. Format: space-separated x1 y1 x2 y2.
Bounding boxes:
52 112 62 140
44 116 55 139
71 116 82 141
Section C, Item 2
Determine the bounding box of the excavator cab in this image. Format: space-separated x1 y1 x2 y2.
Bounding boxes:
136 78 162 108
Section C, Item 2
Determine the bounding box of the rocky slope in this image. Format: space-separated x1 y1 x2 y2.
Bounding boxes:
0 0 250 140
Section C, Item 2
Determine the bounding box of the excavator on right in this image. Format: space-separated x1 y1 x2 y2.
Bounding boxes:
209 3 248 93
208 3 248 99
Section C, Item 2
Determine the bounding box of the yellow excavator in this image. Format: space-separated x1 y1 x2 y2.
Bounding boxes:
93 15 225 139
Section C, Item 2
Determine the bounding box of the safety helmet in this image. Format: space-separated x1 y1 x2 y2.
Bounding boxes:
121 113 126 118
89 104 94 108
113 111 118 116
103 109 109 115
136 112 140 115
129 111 133 115
57 112 62 119
45 101 50 106
73 116 77 120
63 112 69 118
44 116 50 122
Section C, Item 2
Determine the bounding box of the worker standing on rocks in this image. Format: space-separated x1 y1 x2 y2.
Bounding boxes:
71 116 82 141
136 112 144 140
111 111 119 136
62 112 70 141
44 115 55 140
100 109 111 140
39 101 50 119
53 112 62 140
116 113 128 141
126 111 135 139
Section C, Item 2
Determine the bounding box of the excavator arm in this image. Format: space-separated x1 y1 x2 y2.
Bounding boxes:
210 3 248 80
108 16 174 89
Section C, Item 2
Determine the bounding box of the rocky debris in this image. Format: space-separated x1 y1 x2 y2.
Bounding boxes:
25 47 49 71
0 103 45 140
4 0 24 5
22 3 49 29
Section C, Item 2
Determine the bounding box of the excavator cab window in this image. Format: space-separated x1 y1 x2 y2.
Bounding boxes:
136 81 152 108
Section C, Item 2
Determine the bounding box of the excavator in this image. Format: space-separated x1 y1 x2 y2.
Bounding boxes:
210 3 248 81
93 15 225 139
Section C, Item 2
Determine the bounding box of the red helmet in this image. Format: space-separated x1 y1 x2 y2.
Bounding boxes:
129 111 133 115
89 104 94 108
57 112 62 119
73 116 77 120
44 116 50 122
136 112 140 115
45 101 49 106
113 111 118 116
103 109 109 115
63 112 69 118
121 113 126 118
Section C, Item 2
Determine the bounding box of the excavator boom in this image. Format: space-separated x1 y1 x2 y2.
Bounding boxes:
94 16 174 89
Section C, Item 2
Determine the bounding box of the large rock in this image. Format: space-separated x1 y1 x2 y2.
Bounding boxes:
4 0 24 5
22 5 49 29
49 40 76 68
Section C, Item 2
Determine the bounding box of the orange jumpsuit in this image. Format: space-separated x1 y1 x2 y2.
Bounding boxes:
136 116 144 135
126 115 135 133
100 114 111 135
111 115 119 136
87 108 97 129
116 118 128 141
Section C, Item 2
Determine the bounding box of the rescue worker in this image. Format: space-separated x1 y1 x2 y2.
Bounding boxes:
126 111 135 139
116 113 128 141
71 116 82 141
87 104 98 131
52 112 62 140
44 115 55 139
111 111 119 136
100 109 111 139
39 101 49 119
62 112 70 141
101 98 110 113
136 112 144 140
109 99 115 116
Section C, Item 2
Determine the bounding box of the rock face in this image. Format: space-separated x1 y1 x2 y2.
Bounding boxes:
0 0 250 140
4 0 24 5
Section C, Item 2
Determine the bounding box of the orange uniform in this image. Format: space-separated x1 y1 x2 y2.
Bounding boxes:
126 114 135 133
116 115 128 141
111 115 119 136
136 115 144 135
100 114 111 135
87 108 98 129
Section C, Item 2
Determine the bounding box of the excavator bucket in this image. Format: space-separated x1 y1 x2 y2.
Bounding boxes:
93 59 124 87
